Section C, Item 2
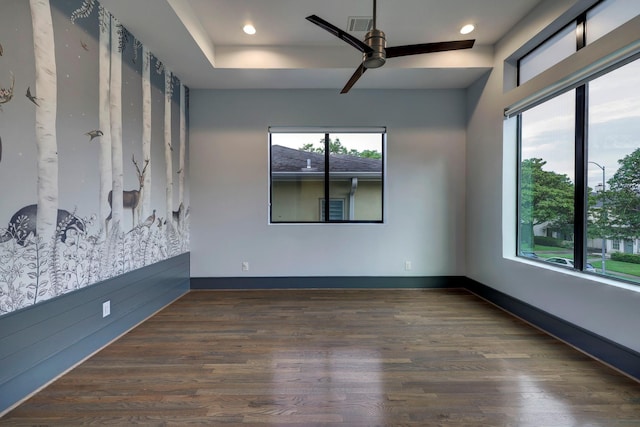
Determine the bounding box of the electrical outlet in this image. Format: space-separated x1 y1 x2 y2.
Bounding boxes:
405 261 412 271
102 300 111 318
242 261 249 271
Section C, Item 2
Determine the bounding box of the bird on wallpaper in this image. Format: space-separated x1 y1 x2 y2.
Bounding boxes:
0 73 14 109
85 129 103 141
167 143 173 152
26 86 39 106
141 209 156 228
81 41 89 51
0 43 3 56
126 209 156 234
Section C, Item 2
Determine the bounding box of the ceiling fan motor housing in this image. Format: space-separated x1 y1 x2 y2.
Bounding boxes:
363 28 386 68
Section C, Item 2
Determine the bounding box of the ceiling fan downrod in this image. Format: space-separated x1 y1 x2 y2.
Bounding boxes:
373 0 377 30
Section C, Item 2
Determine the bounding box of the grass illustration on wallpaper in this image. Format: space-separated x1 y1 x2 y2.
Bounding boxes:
0 211 189 314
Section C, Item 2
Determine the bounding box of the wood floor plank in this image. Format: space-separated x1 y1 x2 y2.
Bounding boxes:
1 289 639 426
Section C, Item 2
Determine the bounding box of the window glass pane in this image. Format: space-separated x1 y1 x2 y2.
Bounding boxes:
328 133 383 221
519 91 575 263
587 0 640 45
270 130 384 223
271 133 325 222
587 59 640 281
519 23 577 85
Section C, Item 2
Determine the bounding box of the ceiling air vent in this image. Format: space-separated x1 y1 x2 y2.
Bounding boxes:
347 16 373 32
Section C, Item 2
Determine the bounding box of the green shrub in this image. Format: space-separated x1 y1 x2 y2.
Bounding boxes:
534 236 565 248
610 252 640 264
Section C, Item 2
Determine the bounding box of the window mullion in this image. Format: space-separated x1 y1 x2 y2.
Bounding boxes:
324 133 330 223
574 85 588 271
576 13 586 51
574 13 588 271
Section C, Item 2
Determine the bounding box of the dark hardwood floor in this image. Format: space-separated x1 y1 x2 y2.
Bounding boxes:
2 289 639 426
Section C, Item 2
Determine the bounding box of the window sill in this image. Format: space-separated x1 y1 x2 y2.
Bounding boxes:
508 255 640 293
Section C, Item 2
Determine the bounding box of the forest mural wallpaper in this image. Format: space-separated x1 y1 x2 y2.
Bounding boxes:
0 0 190 316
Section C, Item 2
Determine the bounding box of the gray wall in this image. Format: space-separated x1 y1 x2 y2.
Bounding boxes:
465 0 640 353
190 89 467 278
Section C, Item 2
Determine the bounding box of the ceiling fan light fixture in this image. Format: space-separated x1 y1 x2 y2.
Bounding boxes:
243 24 256 35
460 24 475 35
363 29 386 69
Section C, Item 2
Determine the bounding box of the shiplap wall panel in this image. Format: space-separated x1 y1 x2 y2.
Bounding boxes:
0 257 186 361
0 253 190 415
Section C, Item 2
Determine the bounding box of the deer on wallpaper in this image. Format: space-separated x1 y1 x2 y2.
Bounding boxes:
106 155 149 232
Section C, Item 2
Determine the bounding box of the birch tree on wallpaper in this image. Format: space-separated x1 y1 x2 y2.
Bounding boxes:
164 69 174 226
142 46 152 221
70 0 111 235
109 15 124 234
30 0 59 245
98 5 112 235
26 0 58 302
178 82 186 217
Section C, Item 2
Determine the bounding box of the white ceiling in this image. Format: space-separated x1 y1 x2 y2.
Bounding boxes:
99 0 543 91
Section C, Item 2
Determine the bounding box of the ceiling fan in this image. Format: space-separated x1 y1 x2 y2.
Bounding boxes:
306 0 475 93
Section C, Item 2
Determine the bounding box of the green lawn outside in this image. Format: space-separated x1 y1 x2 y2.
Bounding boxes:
522 244 640 282
533 244 571 252
533 245 572 259
590 260 640 277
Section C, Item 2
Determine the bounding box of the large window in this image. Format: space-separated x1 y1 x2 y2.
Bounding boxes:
516 0 640 285
269 128 385 223
519 91 575 254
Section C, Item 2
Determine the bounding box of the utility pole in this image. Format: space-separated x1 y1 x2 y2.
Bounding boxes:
590 161 606 274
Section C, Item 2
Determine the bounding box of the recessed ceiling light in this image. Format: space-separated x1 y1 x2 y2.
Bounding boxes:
460 24 475 35
243 24 256 35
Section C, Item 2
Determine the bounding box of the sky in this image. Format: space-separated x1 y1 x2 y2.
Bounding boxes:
271 132 384 153
521 58 640 190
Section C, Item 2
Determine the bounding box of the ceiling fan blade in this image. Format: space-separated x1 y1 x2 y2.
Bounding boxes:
306 15 373 54
386 39 475 58
341 63 367 94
